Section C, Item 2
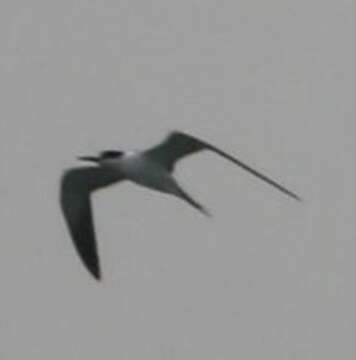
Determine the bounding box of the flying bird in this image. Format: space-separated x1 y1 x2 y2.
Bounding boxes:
60 131 301 280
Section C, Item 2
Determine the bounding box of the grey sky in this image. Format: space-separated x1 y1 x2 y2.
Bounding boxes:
1 1 355 359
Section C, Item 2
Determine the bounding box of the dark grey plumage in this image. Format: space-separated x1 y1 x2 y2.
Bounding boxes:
60 167 123 280
146 131 301 201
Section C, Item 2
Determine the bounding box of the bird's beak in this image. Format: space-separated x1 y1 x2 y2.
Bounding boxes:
77 156 99 163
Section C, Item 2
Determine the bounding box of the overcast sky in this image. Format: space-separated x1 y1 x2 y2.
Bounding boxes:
1 1 355 359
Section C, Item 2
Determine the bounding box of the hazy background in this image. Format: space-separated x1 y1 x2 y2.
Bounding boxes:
1 1 355 359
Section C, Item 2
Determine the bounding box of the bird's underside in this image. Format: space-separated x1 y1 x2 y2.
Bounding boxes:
60 130 301 281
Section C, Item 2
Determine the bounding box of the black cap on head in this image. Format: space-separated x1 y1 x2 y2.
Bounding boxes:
100 150 124 159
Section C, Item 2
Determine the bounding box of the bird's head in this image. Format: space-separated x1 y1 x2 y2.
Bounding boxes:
78 150 124 163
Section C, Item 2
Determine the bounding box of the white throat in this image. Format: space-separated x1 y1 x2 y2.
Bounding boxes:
124 150 139 157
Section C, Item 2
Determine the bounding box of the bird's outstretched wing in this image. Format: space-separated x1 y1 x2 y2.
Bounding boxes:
146 131 301 201
60 167 124 280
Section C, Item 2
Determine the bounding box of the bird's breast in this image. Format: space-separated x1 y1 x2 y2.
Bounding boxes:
118 154 173 192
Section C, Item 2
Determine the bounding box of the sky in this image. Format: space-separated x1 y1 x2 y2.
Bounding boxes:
1 0 355 359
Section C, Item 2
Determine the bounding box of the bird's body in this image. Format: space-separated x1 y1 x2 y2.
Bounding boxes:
105 151 176 194
60 130 301 280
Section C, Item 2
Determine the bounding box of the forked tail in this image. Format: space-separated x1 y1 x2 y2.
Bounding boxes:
173 185 211 217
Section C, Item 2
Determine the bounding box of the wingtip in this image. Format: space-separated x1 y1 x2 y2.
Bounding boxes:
88 264 101 281
203 208 213 218
290 192 303 202
92 271 102 282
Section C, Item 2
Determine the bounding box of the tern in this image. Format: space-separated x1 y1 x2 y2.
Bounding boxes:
60 131 301 280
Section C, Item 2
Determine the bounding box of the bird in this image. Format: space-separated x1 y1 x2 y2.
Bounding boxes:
60 131 301 280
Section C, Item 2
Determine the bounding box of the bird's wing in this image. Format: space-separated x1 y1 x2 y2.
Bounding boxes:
60 166 124 280
146 131 301 201
145 131 206 171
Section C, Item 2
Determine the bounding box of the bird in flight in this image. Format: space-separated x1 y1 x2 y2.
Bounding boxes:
60 131 301 280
